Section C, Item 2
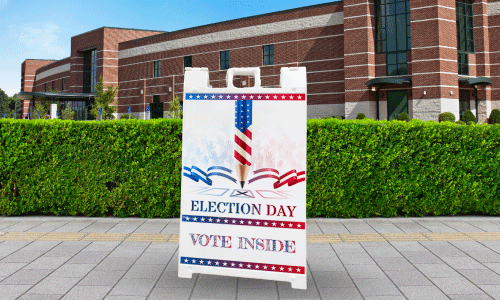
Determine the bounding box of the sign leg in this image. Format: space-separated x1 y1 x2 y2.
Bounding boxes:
290 275 307 290
178 264 193 279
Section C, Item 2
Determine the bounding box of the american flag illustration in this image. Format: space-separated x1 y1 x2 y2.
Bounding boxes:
234 100 252 168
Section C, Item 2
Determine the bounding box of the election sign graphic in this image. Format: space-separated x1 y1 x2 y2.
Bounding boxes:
179 67 307 289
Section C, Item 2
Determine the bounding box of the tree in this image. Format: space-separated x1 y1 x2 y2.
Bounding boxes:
0 88 10 117
0 90 21 119
60 105 75 120
90 76 119 120
168 96 183 119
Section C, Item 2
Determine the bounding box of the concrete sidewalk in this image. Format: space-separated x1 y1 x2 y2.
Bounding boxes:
0 217 500 299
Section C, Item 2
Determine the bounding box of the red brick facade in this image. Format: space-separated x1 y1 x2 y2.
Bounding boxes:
20 1 500 121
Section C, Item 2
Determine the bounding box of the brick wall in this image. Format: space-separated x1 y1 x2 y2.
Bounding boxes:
117 2 344 117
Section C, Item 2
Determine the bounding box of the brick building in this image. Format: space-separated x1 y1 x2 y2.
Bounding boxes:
19 0 500 122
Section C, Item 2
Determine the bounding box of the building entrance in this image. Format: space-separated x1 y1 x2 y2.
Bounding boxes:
151 95 163 119
387 90 408 120
459 89 471 119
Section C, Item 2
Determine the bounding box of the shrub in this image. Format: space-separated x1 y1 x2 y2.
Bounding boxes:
489 109 500 124
119 114 136 119
467 121 474 125
439 112 455 122
356 113 366 120
455 120 466 125
397 112 410 122
60 106 75 120
461 110 476 123
1 118 500 218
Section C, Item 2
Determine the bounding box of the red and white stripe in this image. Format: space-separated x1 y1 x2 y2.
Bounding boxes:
234 126 252 166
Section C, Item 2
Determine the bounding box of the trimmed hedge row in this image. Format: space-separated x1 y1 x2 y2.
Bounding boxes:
0 119 182 218
1 118 499 218
307 119 500 217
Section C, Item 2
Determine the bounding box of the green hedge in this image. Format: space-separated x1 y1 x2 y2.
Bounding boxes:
0 119 182 218
307 119 500 217
1 118 500 218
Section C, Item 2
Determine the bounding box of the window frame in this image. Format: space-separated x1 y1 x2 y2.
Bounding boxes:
263 44 274 66
220 50 229 70
184 56 192 70
375 0 411 54
154 60 161 78
456 0 474 75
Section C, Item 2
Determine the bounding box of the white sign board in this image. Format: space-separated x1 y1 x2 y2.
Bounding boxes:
179 67 307 289
50 103 58 119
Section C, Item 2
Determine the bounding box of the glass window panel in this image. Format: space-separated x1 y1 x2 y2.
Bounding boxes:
387 3 395 15
379 5 386 16
398 64 407 75
466 5 472 16
397 52 406 64
396 15 407 51
468 41 474 51
387 53 397 64
387 64 397 76
396 2 405 14
386 16 396 51
406 1 410 12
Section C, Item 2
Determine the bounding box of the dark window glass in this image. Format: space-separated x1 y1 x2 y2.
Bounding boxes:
376 0 411 75
456 0 474 75
52 81 55 91
220 50 229 70
154 60 161 78
83 49 97 93
376 0 411 53
459 89 471 119
62 78 65 91
44 83 47 92
386 52 407 76
151 95 163 119
184 56 192 69
263 45 274 66
458 52 469 75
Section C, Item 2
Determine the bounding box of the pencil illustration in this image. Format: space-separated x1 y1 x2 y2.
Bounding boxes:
234 98 252 188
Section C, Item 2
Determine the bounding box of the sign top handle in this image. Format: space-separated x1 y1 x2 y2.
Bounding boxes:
226 67 261 88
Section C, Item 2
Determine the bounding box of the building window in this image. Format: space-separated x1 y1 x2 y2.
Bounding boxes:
387 52 408 76
220 50 229 70
457 0 474 75
263 45 274 65
52 81 55 91
83 49 97 93
44 83 47 92
154 60 161 78
62 78 65 91
184 56 192 69
458 52 469 76
376 0 411 75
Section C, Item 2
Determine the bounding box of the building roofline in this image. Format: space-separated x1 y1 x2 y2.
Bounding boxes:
72 26 165 39
35 57 71 71
120 1 342 47
24 59 58 62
